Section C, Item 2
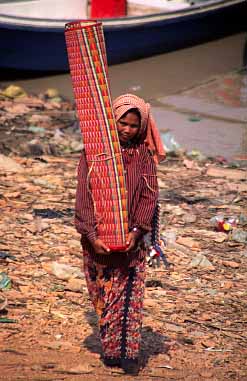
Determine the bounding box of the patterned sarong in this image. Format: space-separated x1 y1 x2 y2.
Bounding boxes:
84 253 145 360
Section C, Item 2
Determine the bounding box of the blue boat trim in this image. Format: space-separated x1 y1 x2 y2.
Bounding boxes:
0 0 246 71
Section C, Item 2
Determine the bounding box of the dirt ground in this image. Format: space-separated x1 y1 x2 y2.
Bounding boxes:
0 77 246 380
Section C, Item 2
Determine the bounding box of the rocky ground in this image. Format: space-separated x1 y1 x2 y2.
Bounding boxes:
0 80 246 380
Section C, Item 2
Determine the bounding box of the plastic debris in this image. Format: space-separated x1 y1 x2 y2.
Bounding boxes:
0 318 18 324
214 155 228 165
28 125 46 135
1 85 27 98
188 116 202 122
230 229 247 243
69 140 84 153
128 85 141 92
0 272 11 290
0 252 17 261
210 215 238 232
147 241 170 269
162 131 181 153
33 208 74 219
186 149 207 162
0 73 246 376
47 262 84 281
162 231 177 246
239 213 247 226
45 88 60 98
189 254 214 269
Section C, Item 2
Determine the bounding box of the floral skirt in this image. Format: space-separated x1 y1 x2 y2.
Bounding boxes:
84 252 146 361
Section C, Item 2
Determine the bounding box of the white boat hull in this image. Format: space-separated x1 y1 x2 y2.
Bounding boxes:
0 0 88 19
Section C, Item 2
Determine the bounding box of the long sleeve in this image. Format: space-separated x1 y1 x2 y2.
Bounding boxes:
130 152 158 233
75 150 97 242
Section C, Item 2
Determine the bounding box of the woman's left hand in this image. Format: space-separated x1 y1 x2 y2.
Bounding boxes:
125 230 141 252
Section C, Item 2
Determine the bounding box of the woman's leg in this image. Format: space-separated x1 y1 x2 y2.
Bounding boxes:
84 254 146 367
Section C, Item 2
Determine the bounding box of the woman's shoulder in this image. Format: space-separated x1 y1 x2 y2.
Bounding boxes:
138 143 155 160
125 143 155 163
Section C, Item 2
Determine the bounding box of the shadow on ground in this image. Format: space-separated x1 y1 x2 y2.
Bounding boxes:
83 310 170 367
83 310 102 355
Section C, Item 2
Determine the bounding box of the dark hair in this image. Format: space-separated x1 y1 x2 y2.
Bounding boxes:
121 108 141 124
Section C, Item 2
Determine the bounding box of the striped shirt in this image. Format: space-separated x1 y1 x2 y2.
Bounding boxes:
75 143 158 266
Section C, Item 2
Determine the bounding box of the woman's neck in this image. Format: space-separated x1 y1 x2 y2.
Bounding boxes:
120 141 132 148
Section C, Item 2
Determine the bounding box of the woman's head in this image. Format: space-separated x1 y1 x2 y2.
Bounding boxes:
116 108 141 144
113 93 166 163
113 94 149 144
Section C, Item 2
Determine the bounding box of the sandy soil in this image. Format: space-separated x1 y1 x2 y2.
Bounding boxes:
0 77 247 381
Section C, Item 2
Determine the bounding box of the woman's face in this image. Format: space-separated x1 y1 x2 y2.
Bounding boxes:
116 111 140 144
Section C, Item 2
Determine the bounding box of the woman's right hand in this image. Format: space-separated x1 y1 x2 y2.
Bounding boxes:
91 239 111 255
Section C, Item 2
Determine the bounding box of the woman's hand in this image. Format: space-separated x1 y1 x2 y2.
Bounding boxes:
91 239 111 255
125 230 141 252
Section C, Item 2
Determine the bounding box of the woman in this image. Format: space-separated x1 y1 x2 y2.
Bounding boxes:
75 94 165 374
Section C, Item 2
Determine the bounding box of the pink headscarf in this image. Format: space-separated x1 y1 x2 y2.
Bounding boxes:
113 94 165 164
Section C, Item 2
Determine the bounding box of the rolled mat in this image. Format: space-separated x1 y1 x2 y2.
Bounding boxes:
65 20 128 251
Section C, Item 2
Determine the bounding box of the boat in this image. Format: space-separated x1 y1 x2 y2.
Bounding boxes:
0 0 246 72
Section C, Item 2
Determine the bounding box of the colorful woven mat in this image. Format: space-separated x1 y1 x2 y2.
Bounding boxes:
65 20 128 250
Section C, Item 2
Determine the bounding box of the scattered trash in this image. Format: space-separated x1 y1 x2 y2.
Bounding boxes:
204 348 233 352
55 334 63 340
147 242 170 268
0 272 11 290
157 364 174 369
162 131 181 153
189 253 214 269
239 213 247 226
230 229 247 243
44 88 63 103
1 85 27 98
182 213 197 224
45 88 60 99
0 318 18 324
210 215 238 232
188 116 202 122
0 154 24 173
214 155 228 165
0 252 17 261
0 78 246 378
128 85 141 92
183 158 199 170
186 149 206 162
69 140 84 153
42 262 84 281
33 208 74 219
32 178 57 189
162 231 177 246
27 125 46 135
26 217 50 234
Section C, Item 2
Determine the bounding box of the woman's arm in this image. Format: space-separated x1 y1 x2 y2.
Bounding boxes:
74 150 97 243
75 151 110 254
131 152 159 234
